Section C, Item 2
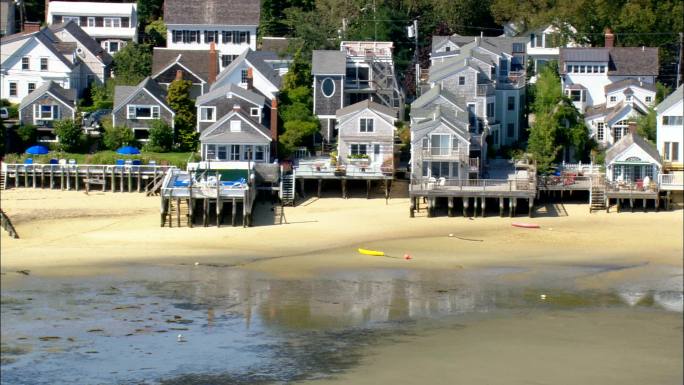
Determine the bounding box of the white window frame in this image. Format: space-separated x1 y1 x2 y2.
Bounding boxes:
21 56 29 70
27 82 36 94
9 82 17 96
359 117 374 133
609 96 617 102
34 104 59 121
250 107 260 117
645 96 652 103
63 16 80 25
230 144 240 160
127 105 160 120
321 77 335 98
40 57 48 71
230 120 241 132
597 122 605 141
199 106 216 122
87 17 96 27
240 69 249 85
104 17 121 28
350 143 368 156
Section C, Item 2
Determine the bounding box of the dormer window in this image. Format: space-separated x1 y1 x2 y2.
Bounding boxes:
610 96 617 102
645 96 652 103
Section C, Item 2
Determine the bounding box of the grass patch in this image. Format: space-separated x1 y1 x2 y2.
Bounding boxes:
3 151 199 169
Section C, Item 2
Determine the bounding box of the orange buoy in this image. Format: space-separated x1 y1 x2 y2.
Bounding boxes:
404 254 412 260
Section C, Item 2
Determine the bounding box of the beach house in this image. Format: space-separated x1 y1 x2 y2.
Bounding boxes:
559 29 658 147
46 1 138 54
312 41 403 144
152 47 219 98
18 81 76 142
605 127 661 184
112 77 175 142
655 85 683 200
335 100 398 172
48 21 113 85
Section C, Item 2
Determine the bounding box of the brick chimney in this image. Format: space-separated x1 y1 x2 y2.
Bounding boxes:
22 22 41 33
246 67 254 90
208 42 218 85
270 99 278 158
232 103 241 112
175 70 183 81
628 121 637 135
604 28 615 48
45 1 50 25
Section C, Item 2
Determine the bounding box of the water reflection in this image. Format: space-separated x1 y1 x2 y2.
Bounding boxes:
1 264 681 385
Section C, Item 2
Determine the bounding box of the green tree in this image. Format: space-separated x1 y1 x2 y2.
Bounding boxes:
145 119 174 152
91 81 115 109
53 119 84 152
137 0 164 26
112 43 152 84
636 107 657 143
17 124 38 145
166 79 197 151
0 118 5 155
102 119 135 150
528 112 561 173
144 18 167 47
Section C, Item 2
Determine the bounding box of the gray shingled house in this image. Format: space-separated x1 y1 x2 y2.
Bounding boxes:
18 81 77 142
199 105 272 163
112 77 175 141
195 83 266 134
152 48 218 98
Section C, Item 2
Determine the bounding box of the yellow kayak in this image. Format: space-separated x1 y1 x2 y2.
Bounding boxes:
358 248 385 256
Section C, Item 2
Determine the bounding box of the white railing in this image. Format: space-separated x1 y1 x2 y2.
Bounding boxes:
659 173 684 190
560 161 601 174
410 177 534 192
420 148 468 162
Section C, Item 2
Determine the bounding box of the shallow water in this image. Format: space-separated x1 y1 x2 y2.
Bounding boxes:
1 262 682 385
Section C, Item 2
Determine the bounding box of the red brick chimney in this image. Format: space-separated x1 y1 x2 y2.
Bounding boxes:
270 99 278 159
628 121 637 135
208 42 218 85
45 0 50 25
246 67 254 90
22 22 41 33
604 28 615 48
175 70 183 81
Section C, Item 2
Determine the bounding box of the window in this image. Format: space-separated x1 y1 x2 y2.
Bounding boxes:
486 102 494 118
321 78 335 98
255 145 265 161
507 96 515 111
217 145 227 160
593 65 599 73
664 142 671 160
221 54 237 68
27 83 36 94
430 134 451 156
673 143 680 161
499 58 508 76
458 76 465 85
512 42 525 53
579 65 586 73
40 58 48 71
204 31 218 43
230 120 241 132
106 41 120 53
567 65 573 73
250 107 260 117
35 105 58 120
22 57 29 70
230 145 240 160
359 118 374 132
172 30 183 43
104 17 121 28
174 30 200 43
507 123 514 138
609 96 617 102
530 34 537 48
626 95 632 102
430 161 450 178
222 31 234 44
445 46 451 52
663 116 684 125
613 120 628 141
63 16 80 25
206 144 216 160
374 144 380 155
569 90 582 102
199 106 216 122
664 142 680 161
645 96 652 103
9 82 17 96
351 144 368 155
87 17 95 27
240 69 249 84
599 66 606 73
597 122 604 141
127 105 160 119
239 31 249 44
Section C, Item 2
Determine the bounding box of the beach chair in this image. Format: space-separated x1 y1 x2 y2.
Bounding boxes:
49 158 58 165
115 159 125 168
24 158 33 165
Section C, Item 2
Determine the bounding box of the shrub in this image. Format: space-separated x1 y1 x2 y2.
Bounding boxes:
17 124 38 145
144 119 174 152
103 123 135 150
53 119 85 152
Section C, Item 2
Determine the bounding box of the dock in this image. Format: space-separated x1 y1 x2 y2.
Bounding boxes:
293 158 394 200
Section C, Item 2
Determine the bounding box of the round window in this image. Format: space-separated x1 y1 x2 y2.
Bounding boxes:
321 78 335 98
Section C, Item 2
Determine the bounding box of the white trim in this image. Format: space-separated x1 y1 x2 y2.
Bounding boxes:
127 104 160 120
152 58 206 84
321 77 336 98
202 111 272 141
198 106 217 122
115 87 175 117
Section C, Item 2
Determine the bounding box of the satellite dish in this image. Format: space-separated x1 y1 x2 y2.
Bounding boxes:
76 47 85 58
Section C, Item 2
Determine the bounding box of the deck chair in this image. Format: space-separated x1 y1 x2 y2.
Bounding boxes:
49 158 58 165
24 158 33 164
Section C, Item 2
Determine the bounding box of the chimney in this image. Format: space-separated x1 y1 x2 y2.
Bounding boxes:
604 27 615 48
270 99 278 148
208 42 218 85
246 67 254 90
45 1 50 25
175 70 183 81
22 22 41 33
628 121 637 135
233 103 241 112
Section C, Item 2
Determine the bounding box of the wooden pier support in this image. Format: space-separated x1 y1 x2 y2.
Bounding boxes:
341 179 347 199
66 167 71 190
427 197 434 217
481 197 486 218
642 198 647 213
203 198 209 227
50 167 54 189
410 197 416 217
463 197 469 217
630 198 634 213
499 197 504 217
528 198 534 217
231 198 237 227
510 198 516 217
111 168 115 192
366 180 371 199
447 197 454 217
59 168 64 190
176 198 181 227
119 169 124 193
317 178 322 198
299 179 306 198
384 180 390 203
137 169 142 193
40 167 45 187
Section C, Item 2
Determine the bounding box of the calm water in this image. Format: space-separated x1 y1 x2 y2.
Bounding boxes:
1 262 682 385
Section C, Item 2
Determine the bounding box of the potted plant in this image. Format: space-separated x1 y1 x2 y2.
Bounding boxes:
334 165 346 176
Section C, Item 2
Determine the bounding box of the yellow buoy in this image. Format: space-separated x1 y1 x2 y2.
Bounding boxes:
358 248 385 256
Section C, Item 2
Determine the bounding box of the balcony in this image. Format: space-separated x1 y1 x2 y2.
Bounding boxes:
476 83 495 96
659 172 684 191
420 148 467 162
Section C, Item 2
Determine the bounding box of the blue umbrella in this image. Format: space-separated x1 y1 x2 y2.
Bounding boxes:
25 145 49 155
116 146 140 155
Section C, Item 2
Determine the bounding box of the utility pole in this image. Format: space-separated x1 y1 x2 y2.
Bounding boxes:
414 19 420 96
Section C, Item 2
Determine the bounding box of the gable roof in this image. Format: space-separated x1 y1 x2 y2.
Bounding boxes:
411 105 470 144
49 20 113 66
48 1 136 16
113 77 173 114
196 83 265 106
336 99 397 119
200 109 271 144
605 132 661 165
411 84 465 111
213 48 285 91
1 28 77 69
19 81 76 110
312 50 346 75
152 48 212 82
164 0 260 26
656 85 683 113
560 47 659 76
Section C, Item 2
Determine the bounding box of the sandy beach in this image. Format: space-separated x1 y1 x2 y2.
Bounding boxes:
1 189 682 276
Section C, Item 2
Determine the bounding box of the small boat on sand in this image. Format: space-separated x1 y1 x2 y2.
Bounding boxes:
512 222 540 229
358 248 385 256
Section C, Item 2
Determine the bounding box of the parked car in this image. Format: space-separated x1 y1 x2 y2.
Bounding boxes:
0 107 8 119
82 109 112 129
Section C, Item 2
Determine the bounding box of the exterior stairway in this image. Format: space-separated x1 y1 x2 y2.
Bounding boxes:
280 172 296 206
166 198 190 227
0 171 5 190
590 174 606 212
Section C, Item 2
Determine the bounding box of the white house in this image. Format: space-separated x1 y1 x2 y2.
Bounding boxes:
46 1 138 54
525 24 582 81
605 130 661 183
163 0 259 71
199 106 272 164
48 21 113 85
335 100 397 171
656 85 683 172
1 29 81 103
211 48 289 102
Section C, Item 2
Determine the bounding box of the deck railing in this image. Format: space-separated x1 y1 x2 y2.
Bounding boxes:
420 148 468 162
410 177 534 192
605 180 659 193
537 175 593 189
659 173 684 190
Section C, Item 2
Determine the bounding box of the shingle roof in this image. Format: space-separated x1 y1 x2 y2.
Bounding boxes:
604 78 657 93
335 99 397 119
49 21 113 65
19 81 76 110
411 84 465 111
312 50 346 75
164 0 260 26
196 83 265 106
560 47 659 76
656 85 683 113
561 48 610 63
260 37 290 53
411 106 470 144
213 48 285 90
113 77 171 113
152 48 212 82
34 30 76 69
605 132 661 165
200 110 271 144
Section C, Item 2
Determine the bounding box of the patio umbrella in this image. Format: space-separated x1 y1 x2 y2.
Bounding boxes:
25 145 49 155
116 146 140 155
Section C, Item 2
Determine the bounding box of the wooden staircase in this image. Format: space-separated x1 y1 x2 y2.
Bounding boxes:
280 172 295 206
590 174 606 212
165 198 191 227
0 171 5 190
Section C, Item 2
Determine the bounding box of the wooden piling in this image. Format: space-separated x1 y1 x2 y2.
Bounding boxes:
463 197 469 217
341 179 347 199
366 179 371 199
499 197 504 217
66 166 71 190
110 168 115 192
119 168 124 193
231 198 237 227
137 168 142 193
75 166 79 191
410 197 416 217
447 197 454 217
317 179 322 198
40 166 45 187
481 197 486 218
528 198 534 217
